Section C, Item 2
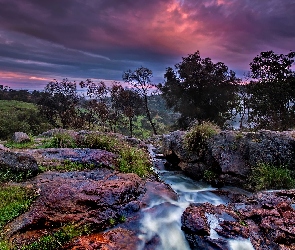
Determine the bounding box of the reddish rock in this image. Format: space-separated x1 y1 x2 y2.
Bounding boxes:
64 228 140 250
181 189 295 249
6 168 145 246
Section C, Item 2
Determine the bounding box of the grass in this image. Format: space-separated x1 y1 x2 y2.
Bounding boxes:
0 185 37 229
4 140 35 149
0 170 34 183
20 223 91 250
38 160 98 173
249 162 295 191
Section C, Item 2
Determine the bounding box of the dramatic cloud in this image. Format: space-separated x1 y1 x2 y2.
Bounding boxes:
0 0 294 89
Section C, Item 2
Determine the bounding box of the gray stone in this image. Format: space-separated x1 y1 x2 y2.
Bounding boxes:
0 151 39 177
12 132 31 143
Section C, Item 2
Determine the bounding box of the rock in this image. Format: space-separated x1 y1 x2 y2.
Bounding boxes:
163 130 200 163
0 144 9 151
181 189 295 249
162 130 295 188
10 148 118 169
64 228 140 250
0 151 39 178
5 168 145 246
12 132 31 143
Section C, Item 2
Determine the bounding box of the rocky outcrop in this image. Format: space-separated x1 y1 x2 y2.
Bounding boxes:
0 150 39 178
181 189 295 249
162 130 295 187
6 169 145 246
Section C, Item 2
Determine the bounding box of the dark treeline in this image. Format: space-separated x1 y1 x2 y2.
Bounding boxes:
1 50 295 139
160 50 295 131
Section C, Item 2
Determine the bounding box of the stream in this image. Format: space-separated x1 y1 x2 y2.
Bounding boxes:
135 145 255 250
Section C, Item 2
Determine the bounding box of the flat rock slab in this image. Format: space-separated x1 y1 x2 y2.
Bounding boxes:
11 148 118 168
6 168 145 246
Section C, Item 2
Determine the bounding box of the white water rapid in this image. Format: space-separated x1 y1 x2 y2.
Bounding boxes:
136 145 255 250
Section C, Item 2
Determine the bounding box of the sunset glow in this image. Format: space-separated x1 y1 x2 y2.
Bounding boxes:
0 0 294 90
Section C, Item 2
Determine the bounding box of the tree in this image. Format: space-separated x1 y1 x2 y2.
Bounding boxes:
110 85 144 137
79 79 109 129
123 67 158 135
247 51 295 130
38 79 80 128
159 51 239 128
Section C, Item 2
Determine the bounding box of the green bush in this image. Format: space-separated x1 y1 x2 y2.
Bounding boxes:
184 121 220 153
118 146 151 177
250 162 295 191
41 132 76 148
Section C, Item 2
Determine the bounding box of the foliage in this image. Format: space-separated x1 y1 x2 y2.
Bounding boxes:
249 162 295 191
20 223 91 250
110 84 144 137
38 79 80 129
117 146 151 177
4 139 36 149
79 79 109 129
0 100 52 140
43 132 77 148
123 67 158 135
184 122 220 154
39 160 97 173
0 186 37 229
246 51 295 130
0 169 34 183
159 51 239 129
0 240 10 250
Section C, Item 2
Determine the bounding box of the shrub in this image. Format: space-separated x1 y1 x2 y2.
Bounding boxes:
184 121 220 153
42 132 76 148
249 162 295 191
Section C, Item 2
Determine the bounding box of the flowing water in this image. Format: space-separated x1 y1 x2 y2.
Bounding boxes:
136 145 254 250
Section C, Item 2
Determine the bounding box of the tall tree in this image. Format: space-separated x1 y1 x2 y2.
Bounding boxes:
123 67 158 135
159 51 239 128
79 79 109 129
247 51 295 130
111 85 144 137
38 79 79 128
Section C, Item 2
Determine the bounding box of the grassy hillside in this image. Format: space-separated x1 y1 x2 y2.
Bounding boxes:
0 100 52 140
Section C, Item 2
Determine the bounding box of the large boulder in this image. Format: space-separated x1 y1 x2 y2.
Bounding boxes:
12 132 31 143
181 189 295 250
0 151 39 179
162 130 295 187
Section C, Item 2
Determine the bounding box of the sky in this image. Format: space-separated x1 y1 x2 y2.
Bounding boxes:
0 0 294 90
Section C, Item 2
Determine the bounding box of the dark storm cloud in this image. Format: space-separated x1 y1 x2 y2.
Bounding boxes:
0 0 294 89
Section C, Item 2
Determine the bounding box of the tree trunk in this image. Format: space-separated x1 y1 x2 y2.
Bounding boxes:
129 117 133 137
144 95 157 135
